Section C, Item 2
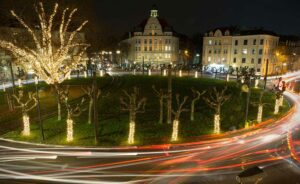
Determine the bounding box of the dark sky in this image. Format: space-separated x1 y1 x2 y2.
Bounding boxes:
92 0 300 37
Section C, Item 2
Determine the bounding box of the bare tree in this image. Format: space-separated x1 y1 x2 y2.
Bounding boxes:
81 85 101 124
120 87 146 144
152 85 168 124
171 94 189 142
252 91 268 124
190 88 206 121
13 90 37 136
203 86 230 134
59 86 86 142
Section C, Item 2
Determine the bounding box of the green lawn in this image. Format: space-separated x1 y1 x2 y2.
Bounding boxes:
1 76 291 146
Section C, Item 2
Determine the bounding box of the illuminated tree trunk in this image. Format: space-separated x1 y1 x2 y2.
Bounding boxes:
57 99 61 121
214 113 220 134
171 119 179 142
66 114 74 142
274 98 280 115
257 105 263 123
279 95 284 107
22 112 30 136
128 111 136 145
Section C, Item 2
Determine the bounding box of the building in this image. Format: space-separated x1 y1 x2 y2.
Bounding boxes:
121 5 179 66
202 27 279 75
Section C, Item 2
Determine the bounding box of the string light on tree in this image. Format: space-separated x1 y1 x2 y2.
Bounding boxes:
163 69 167 76
195 71 198 78
179 70 182 77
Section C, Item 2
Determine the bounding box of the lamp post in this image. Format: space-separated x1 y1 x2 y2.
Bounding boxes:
35 76 44 141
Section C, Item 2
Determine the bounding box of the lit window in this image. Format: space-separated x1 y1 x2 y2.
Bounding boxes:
208 57 211 62
242 49 248 54
208 40 212 45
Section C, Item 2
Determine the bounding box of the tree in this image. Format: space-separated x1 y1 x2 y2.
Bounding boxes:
252 91 268 123
203 86 230 134
171 94 189 142
0 2 89 120
152 85 168 124
59 86 86 142
120 87 146 144
190 88 206 121
81 85 101 124
13 89 37 136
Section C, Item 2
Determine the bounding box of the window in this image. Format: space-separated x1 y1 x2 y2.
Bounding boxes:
242 49 248 55
219 40 221 45
149 47 152 51
257 68 261 72
258 58 262 64
215 41 218 45
144 47 147 51
209 50 212 54
243 40 248 45
208 57 211 62
149 39 152 44
242 58 246 63
234 49 238 54
259 49 263 55
233 58 237 63
235 40 238 45
260 39 264 45
208 40 212 45
144 39 147 44
252 49 256 54
253 39 257 45
251 58 254 64
224 49 228 54
214 50 217 54
218 49 221 54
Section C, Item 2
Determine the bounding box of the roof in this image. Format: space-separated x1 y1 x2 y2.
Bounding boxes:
206 26 278 37
133 17 174 32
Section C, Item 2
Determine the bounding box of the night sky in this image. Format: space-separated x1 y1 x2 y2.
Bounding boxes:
92 0 300 37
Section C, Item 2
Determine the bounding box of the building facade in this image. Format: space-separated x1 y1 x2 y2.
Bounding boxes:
202 28 279 75
121 5 179 66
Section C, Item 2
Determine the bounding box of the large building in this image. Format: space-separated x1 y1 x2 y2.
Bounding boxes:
202 27 279 75
121 5 179 66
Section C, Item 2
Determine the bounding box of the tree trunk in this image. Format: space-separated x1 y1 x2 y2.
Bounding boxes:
88 99 93 124
22 112 30 136
274 98 280 115
128 111 136 144
66 115 74 142
6 93 13 111
214 114 220 134
171 119 179 142
257 105 263 123
159 98 163 124
279 95 284 107
57 100 61 121
190 101 195 121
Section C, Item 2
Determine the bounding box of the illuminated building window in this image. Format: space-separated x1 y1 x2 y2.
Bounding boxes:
252 49 256 54
208 40 212 45
242 49 248 54
208 57 211 62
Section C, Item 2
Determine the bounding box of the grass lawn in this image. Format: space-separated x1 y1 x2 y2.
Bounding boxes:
1 76 291 146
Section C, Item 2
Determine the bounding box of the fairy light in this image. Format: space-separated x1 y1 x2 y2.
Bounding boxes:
257 105 263 123
22 114 30 136
128 121 135 144
179 70 182 77
84 71 87 78
171 120 179 142
0 2 89 85
255 79 259 88
148 69 151 76
2 83 5 92
226 74 229 82
66 118 73 142
195 71 198 78
274 98 280 115
163 69 167 76
279 95 283 107
18 79 22 87
100 70 104 77
214 114 220 134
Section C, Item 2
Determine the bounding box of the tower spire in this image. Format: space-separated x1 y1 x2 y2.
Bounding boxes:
150 4 158 17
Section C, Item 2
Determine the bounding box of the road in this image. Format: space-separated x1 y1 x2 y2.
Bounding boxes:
0 75 300 183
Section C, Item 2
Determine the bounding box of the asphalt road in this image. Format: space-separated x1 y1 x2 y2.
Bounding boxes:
0 74 300 184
